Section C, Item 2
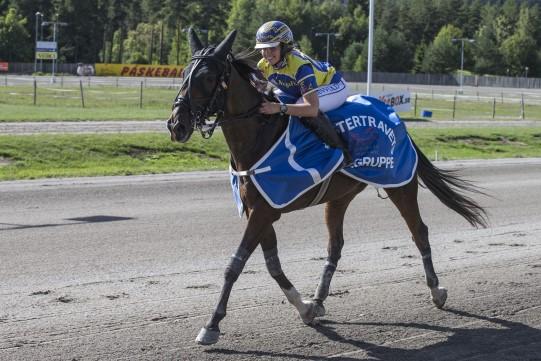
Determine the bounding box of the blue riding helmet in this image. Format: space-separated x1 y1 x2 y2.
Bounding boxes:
255 21 294 49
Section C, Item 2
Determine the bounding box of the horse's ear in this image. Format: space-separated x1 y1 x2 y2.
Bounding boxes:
214 30 237 59
188 27 203 55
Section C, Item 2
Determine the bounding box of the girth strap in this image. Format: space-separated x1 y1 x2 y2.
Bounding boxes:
309 176 332 207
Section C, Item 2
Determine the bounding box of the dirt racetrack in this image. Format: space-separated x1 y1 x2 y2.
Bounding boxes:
1 159 540 360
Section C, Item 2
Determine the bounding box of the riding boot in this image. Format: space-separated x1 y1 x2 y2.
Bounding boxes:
300 113 353 166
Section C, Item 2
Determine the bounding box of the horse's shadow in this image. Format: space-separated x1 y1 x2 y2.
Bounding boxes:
206 308 541 360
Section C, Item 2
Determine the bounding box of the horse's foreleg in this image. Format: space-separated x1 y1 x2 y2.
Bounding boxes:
195 205 279 345
195 246 251 345
386 179 447 309
261 227 316 325
313 193 357 317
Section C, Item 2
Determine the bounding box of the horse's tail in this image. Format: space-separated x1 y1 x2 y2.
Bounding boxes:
412 139 489 228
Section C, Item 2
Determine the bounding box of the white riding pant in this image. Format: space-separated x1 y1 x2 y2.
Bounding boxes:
307 78 349 113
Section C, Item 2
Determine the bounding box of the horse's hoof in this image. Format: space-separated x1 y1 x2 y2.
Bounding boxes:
312 300 326 317
431 287 448 309
195 327 220 345
300 301 317 325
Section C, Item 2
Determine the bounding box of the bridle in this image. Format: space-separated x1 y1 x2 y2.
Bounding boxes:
171 48 261 139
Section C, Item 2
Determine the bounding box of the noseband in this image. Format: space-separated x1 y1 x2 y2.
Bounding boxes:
172 48 232 138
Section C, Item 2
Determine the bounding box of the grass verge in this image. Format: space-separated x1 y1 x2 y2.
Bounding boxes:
0 127 540 181
2 84 541 122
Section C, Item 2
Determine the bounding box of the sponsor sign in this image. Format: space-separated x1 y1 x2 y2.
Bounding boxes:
37 41 57 51
373 91 411 112
36 52 57 60
36 41 58 60
95 63 184 77
0 62 8 72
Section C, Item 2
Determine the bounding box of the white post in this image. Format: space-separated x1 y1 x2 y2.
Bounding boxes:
367 0 375 96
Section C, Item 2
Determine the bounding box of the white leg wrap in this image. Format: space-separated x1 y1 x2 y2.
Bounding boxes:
282 287 316 324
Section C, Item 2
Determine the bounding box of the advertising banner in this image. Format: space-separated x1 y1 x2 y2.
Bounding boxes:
36 41 57 50
95 63 184 77
373 91 412 112
36 52 57 60
0 62 8 72
36 41 57 60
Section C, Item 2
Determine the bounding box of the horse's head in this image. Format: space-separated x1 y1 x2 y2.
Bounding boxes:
167 28 237 142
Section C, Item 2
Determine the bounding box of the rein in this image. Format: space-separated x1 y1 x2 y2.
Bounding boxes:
172 49 263 139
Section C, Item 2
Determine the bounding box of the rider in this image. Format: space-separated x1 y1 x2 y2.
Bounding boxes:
255 20 352 165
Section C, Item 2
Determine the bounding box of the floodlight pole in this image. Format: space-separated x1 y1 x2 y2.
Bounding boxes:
43 14 68 83
315 32 340 63
34 12 42 73
451 38 474 92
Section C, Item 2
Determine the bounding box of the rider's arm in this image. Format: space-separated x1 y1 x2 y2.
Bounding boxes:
259 92 319 117
259 63 320 117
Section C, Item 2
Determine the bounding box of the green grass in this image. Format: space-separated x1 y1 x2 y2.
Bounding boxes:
0 132 229 180
1 127 540 181
0 85 173 121
408 127 541 160
405 97 541 120
2 84 541 121
0 103 170 121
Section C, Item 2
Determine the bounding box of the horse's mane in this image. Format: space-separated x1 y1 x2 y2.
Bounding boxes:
232 49 260 77
232 49 276 101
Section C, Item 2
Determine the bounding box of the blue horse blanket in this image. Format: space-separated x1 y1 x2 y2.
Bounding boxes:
230 95 417 216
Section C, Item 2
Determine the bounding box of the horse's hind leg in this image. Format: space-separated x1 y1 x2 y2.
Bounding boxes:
312 191 360 317
385 178 448 308
260 225 317 325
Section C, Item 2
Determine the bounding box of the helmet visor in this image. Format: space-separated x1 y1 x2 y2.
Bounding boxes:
254 41 280 49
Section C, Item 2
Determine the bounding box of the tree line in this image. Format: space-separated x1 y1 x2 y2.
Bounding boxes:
0 0 539 77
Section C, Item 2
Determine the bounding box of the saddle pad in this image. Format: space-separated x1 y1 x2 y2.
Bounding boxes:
330 95 418 187
229 95 417 216
252 118 343 208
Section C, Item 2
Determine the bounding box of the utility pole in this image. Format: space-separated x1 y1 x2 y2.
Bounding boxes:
451 38 475 93
34 12 42 73
42 14 67 83
315 32 340 63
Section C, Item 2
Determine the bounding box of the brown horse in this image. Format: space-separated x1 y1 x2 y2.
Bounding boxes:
167 29 488 345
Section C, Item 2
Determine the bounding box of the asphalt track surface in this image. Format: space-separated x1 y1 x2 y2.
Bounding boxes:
1 158 540 360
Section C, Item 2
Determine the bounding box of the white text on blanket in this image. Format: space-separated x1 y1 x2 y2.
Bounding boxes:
335 115 397 148
352 156 394 168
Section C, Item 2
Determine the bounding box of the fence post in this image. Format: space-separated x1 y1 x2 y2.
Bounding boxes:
413 93 418 117
116 77 119 88
492 97 496 119
521 93 525 120
88 76 91 87
79 80 85 108
61 75 64 88
33 78 37 105
501 92 504 104
139 81 143 108
4 75 7 86
452 95 456 120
